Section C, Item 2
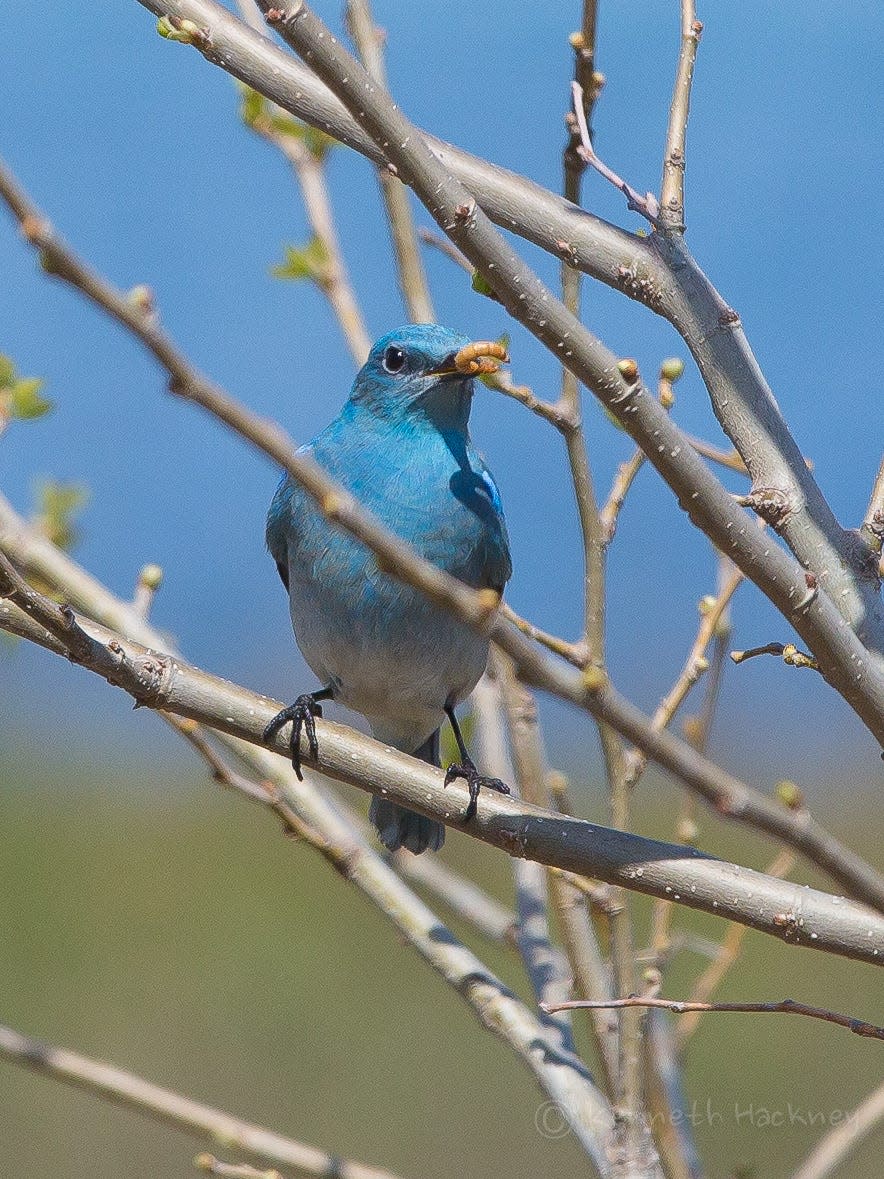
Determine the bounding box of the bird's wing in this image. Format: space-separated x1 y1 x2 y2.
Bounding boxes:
473 457 513 593
266 473 295 591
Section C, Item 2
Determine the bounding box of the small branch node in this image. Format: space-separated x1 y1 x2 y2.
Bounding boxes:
582 663 608 694
156 15 212 49
733 486 793 528
616 357 640 385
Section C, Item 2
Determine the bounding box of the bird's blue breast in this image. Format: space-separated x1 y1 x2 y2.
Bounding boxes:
266 401 510 744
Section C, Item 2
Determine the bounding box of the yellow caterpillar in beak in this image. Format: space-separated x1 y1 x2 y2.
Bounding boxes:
452 340 510 376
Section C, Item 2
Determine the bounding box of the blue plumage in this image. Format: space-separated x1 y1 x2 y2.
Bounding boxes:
266 325 512 853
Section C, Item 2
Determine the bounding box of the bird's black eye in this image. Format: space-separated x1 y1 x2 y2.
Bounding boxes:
382 345 406 374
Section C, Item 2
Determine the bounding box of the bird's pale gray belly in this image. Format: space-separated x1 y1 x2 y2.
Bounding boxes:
287 558 488 750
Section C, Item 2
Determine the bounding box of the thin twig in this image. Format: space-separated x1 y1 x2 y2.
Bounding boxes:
571 81 660 225
685 433 748 473
790 1079 884 1179
345 0 434 323
659 2 702 233
500 603 585 667
730 642 820 671
541 997 884 1041
599 449 646 541
235 0 369 363
563 0 603 196
0 1023 403 1179
488 370 572 430
624 562 744 789
647 557 736 963
417 226 471 271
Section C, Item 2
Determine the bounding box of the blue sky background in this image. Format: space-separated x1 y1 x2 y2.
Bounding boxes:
2 1 883 799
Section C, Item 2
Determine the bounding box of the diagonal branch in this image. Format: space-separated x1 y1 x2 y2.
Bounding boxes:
3 590 884 966
2 485 882 912
245 0 884 744
133 0 884 719
791 1079 884 1179
0 1022 404 1179
541 997 884 1043
0 602 617 1172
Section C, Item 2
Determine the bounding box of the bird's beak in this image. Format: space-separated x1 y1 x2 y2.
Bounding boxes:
427 340 509 378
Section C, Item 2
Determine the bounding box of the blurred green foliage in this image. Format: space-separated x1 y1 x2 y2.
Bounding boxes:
239 85 337 161
0 754 880 1178
33 480 89 553
272 238 333 287
0 353 53 428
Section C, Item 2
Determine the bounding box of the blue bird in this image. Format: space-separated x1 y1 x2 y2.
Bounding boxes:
264 324 512 854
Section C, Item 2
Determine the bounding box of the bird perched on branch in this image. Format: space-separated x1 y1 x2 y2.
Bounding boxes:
264 325 513 854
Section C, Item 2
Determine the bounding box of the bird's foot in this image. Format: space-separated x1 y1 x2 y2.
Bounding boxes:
443 759 510 823
263 694 324 780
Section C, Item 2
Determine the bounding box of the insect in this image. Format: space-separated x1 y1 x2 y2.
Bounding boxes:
452 340 509 376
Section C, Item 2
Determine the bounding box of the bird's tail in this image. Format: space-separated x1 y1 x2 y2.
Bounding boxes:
369 730 445 854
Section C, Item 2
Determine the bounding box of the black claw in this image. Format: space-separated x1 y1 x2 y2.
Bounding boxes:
263 693 325 780
443 758 511 823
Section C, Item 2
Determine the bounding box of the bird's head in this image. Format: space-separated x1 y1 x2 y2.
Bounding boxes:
348 324 508 432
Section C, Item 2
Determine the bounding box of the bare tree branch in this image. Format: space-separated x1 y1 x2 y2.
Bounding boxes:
659 2 702 233
542 997 884 1042
135 0 884 727
345 0 434 323
677 848 797 1046
0 552 617 1171
0 1023 404 1179
2 585 883 966
5 162 880 913
1 482 880 916
790 1080 884 1179
243 0 884 743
